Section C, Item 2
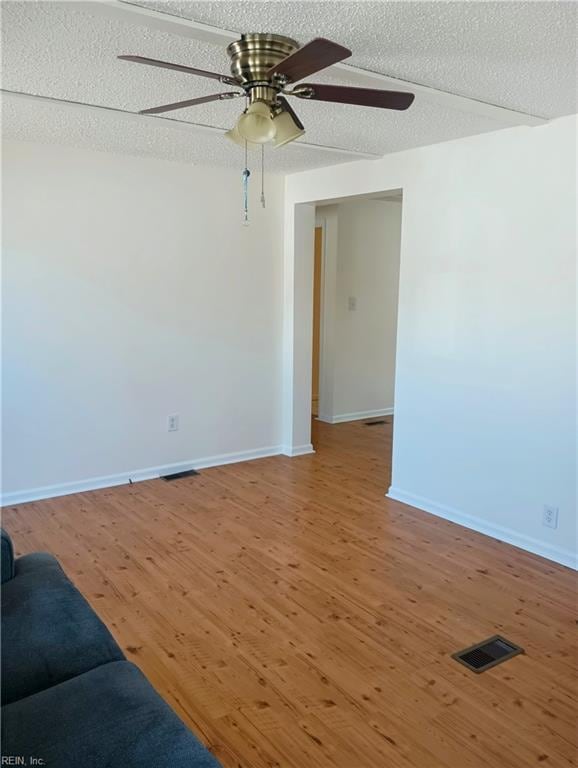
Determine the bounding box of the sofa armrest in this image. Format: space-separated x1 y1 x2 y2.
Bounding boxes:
1 528 16 583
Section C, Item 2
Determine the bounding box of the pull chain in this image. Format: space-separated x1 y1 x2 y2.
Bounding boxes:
242 139 250 225
260 144 266 208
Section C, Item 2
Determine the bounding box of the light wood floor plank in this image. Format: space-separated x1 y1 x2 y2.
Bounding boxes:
3 419 576 767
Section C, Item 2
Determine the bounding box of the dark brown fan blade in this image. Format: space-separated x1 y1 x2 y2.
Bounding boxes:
266 38 351 83
140 92 242 115
118 55 238 86
276 96 304 130
294 83 415 110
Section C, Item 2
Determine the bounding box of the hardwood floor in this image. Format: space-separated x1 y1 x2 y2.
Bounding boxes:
3 419 577 767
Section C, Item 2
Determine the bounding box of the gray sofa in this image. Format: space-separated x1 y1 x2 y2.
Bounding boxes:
1 529 222 767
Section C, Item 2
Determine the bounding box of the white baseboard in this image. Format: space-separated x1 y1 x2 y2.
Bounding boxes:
1 445 284 507
318 407 394 425
387 487 577 571
282 443 315 457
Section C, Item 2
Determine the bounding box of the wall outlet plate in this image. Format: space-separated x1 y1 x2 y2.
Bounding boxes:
168 414 179 432
542 505 559 529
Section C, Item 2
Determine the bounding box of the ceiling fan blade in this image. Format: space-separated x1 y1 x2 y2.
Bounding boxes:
266 38 351 83
139 92 242 115
293 83 415 110
118 55 238 86
276 96 304 130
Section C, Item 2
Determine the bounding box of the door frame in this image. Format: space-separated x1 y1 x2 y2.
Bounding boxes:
281 186 404 457
311 224 323 418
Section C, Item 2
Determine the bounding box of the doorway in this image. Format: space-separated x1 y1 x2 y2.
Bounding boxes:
310 193 402 451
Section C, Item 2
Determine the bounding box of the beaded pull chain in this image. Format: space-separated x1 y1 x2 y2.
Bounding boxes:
242 139 250 225
260 144 266 209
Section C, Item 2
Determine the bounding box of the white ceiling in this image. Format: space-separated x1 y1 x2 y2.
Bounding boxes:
140 0 578 116
2 1 576 174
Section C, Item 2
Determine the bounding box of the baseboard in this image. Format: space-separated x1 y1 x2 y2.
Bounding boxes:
318 407 394 425
387 487 577 571
282 444 315 457
1 445 284 507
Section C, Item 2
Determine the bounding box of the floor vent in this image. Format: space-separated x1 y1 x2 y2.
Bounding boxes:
161 469 199 481
452 635 523 673
365 419 388 426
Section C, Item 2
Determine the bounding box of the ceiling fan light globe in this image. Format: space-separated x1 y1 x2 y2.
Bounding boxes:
237 101 276 144
224 125 260 149
272 109 305 148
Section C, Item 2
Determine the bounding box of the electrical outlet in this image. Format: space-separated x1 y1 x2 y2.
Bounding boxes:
542 505 559 529
167 414 179 432
348 296 357 311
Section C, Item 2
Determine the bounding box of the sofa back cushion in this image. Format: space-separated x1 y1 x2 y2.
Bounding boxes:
2 552 124 704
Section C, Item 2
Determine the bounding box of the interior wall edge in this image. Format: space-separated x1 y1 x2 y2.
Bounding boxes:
0 445 285 507
281 443 316 458
387 487 578 571
317 407 394 425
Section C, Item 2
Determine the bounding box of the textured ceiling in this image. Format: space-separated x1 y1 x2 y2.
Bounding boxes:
140 1 578 116
2 1 576 173
2 94 358 173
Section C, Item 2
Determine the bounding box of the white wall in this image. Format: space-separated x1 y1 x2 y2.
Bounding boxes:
284 115 577 569
2 140 285 502
316 199 401 423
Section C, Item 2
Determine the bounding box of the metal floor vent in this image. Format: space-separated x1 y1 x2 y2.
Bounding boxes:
365 419 388 426
161 469 200 481
452 635 524 673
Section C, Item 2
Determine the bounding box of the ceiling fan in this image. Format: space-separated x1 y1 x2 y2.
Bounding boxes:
119 34 415 148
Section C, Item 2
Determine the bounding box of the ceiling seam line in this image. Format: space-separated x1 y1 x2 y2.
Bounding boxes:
1 88 380 159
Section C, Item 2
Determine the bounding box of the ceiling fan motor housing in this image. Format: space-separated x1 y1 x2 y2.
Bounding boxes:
227 33 299 104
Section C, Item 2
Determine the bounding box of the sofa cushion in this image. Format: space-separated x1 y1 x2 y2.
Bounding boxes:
1 529 15 583
1 552 124 705
1 660 222 768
